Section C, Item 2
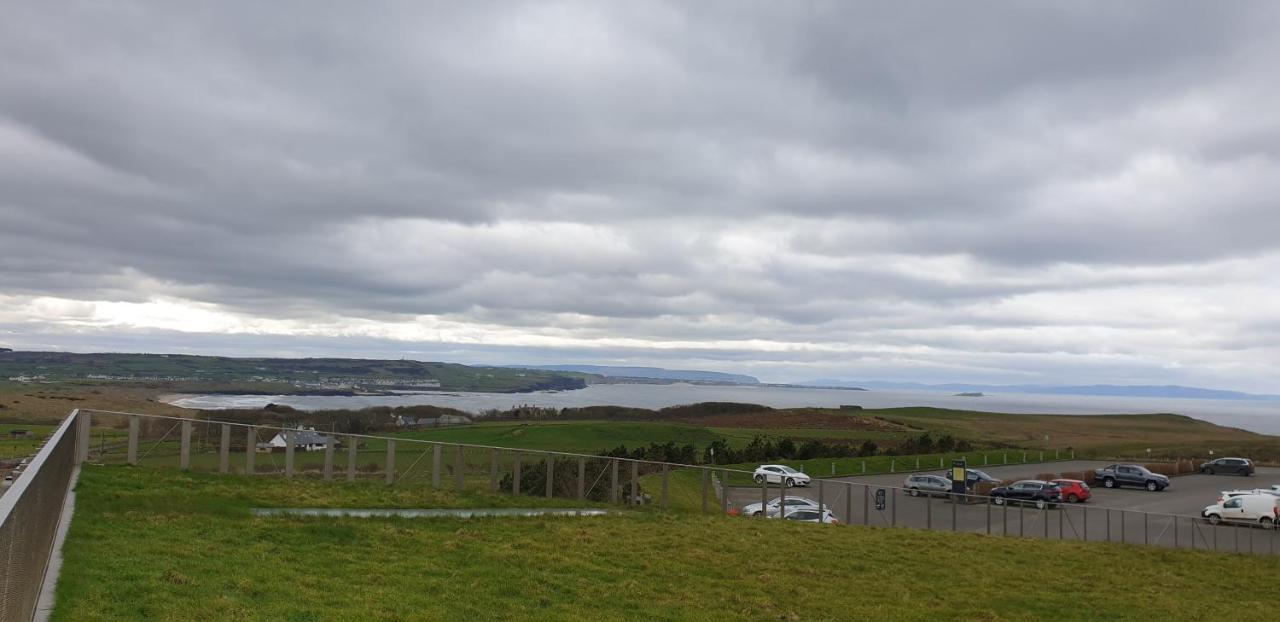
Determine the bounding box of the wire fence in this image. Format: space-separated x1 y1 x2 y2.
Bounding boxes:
73 409 1280 558
0 409 80 622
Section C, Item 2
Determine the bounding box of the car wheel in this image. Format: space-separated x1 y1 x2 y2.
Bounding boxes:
908 488 919 497
752 511 762 517
1205 468 1215 475
754 474 764 484
992 497 1005 506
1035 499 1047 510
785 478 795 488
1103 477 1116 488
1145 481 1158 492
1262 517 1274 530
1207 514 1221 525
1067 493 1079 503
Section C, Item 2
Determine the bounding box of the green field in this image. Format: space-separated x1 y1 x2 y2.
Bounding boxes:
55 466 1280 621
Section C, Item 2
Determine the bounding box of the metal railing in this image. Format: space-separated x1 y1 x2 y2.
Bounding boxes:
71 409 1280 558
0 409 81 622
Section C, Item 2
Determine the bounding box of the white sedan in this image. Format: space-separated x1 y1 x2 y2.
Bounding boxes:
741 496 825 518
782 507 840 524
752 464 811 487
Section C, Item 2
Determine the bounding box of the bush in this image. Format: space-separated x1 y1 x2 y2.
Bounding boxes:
1035 472 1057 482
1059 470 1096 486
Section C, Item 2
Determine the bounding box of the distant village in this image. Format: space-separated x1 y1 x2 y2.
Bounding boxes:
5 373 442 391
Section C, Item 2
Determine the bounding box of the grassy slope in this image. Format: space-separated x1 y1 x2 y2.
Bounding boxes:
56 466 1280 622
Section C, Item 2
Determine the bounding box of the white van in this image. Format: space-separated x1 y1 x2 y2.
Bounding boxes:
1202 494 1280 528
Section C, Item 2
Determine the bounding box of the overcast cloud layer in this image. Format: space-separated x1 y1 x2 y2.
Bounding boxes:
3 1 1280 390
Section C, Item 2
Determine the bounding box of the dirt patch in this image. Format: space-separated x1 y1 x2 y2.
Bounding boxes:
671 408 913 431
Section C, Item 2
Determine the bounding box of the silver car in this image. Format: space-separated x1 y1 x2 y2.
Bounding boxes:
904 474 951 497
741 496 825 518
782 507 839 524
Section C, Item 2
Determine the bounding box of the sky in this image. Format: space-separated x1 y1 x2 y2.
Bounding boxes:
2 2 1280 390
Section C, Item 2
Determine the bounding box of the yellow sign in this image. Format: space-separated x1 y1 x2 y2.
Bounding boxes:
952 466 965 481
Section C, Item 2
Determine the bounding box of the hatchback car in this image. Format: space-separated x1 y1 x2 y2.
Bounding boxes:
904 474 952 497
1050 479 1091 503
752 464 811 487
1199 457 1255 476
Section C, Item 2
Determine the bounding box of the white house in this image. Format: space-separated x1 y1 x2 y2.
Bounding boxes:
265 428 335 452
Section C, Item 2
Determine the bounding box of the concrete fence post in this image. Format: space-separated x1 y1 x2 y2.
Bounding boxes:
1022 451 1027 463
546 454 555 499
220 424 231 474
817 480 824 519
720 469 729 513
284 429 295 477
1039 451 1044 462
180 419 192 470
700 468 709 512
246 427 256 475
630 461 639 505
915 457 920 470
760 477 768 517
513 453 522 496
660 465 669 509
323 435 334 480
491 449 499 492
455 445 465 490
385 440 395 485
127 415 139 465
432 444 442 489
861 460 866 474
579 458 587 502
891 458 895 473
76 411 91 464
347 436 357 482
611 459 619 504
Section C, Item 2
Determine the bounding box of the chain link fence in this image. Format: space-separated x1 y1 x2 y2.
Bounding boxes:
72 409 1280 560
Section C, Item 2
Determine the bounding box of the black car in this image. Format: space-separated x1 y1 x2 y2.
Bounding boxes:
1199 457 1254 476
989 480 1061 509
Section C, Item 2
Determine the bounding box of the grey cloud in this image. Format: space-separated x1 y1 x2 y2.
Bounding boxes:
3 1 1280 389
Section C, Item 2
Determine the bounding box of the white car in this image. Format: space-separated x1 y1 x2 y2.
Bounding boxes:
752 465 811 487
1203 494 1279 528
782 507 839 524
741 496 825 518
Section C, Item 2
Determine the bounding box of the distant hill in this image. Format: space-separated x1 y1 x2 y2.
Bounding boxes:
796 379 1280 401
0 350 589 393
513 365 759 385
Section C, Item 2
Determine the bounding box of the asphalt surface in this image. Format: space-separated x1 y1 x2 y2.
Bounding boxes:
725 461 1280 554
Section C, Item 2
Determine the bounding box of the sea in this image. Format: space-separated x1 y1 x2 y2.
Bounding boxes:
164 383 1280 435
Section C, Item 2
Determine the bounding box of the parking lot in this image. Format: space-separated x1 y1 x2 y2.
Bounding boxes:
725 461 1280 554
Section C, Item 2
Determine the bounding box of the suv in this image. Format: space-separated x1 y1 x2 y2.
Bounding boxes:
1199 457 1254 476
1050 479 1091 503
1202 494 1279 529
989 480 1062 509
1092 464 1169 491
904 474 951 497
752 465 811 488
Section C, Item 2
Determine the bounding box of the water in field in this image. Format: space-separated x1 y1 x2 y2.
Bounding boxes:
165 384 1280 434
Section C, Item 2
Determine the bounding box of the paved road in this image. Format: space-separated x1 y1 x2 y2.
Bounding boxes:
725 462 1280 554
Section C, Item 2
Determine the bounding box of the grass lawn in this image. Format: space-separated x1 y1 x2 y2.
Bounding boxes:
396 421 725 453
56 465 1280 621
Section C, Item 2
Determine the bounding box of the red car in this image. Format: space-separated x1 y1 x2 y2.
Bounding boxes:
1051 479 1091 503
